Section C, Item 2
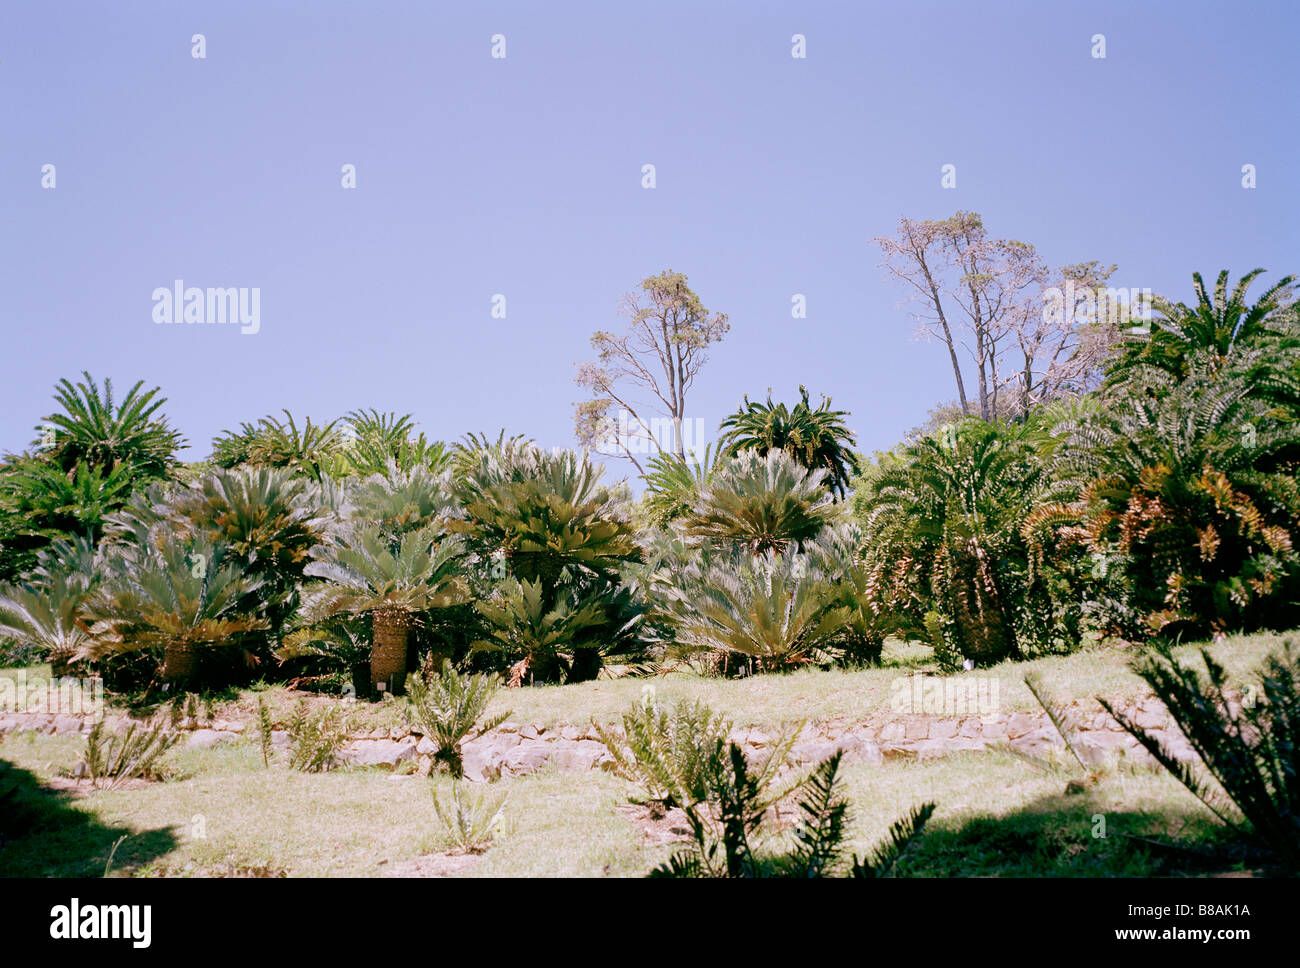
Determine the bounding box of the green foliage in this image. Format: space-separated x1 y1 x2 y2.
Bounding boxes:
660 547 852 672
168 466 332 650
352 462 458 538
1099 640 1300 871
648 742 936 879
719 386 861 498
286 701 352 772
211 411 344 480
639 444 725 529
343 410 450 477
84 532 268 689
682 449 837 556
256 695 274 767
1028 350 1300 640
39 372 184 480
302 525 470 694
431 781 507 854
0 536 99 669
848 800 938 878
860 418 1056 663
83 720 180 790
473 573 645 684
452 441 641 587
594 697 742 807
406 660 510 777
1108 269 1296 383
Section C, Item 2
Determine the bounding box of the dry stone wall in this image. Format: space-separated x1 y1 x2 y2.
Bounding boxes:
0 692 1196 782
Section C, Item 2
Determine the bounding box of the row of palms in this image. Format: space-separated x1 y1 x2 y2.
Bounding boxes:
1 268 1296 690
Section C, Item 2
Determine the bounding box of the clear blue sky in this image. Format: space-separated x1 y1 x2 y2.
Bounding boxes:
3 0 1297 484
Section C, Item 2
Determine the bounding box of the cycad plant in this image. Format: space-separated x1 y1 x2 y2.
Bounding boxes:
452 441 640 588
662 548 851 673
640 444 725 529
719 386 861 498
1026 358 1300 639
473 572 645 683
860 420 1044 664
1099 640 1300 872
301 525 470 694
343 410 451 476
352 462 458 538
38 372 184 480
1109 269 1296 383
84 534 267 688
0 459 135 583
406 659 510 777
682 449 837 556
594 697 742 808
0 537 99 672
211 411 345 480
169 466 332 649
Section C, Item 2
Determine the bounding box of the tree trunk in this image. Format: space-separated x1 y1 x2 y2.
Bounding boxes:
161 641 198 687
371 609 410 695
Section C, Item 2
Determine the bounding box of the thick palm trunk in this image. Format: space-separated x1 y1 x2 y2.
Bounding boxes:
161 641 198 686
948 542 1014 664
371 608 410 695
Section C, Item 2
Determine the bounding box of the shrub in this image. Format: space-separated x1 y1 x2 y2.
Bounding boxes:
431 781 507 854
83 721 179 789
406 660 510 778
594 697 750 808
652 747 936 878
286 701 352 773
1099 640 1300 871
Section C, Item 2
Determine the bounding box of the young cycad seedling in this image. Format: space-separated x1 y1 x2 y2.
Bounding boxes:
406 660 510 778
83 721 179 790
286 701 351 773
432 782 507 854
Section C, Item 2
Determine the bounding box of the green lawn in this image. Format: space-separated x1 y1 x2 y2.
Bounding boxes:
1 629 1291 877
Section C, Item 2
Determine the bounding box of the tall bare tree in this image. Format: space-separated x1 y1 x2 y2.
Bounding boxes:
574 270 729 473
875 212 1119 422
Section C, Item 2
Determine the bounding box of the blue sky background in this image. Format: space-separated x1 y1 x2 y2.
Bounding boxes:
2 0 1297 486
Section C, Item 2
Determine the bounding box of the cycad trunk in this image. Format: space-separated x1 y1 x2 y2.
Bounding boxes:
161 641 198 687
371 607 411 695
947 541 1016 664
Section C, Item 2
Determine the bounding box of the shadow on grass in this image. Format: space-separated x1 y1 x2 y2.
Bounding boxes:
0 757 178 877
895 785 1263 877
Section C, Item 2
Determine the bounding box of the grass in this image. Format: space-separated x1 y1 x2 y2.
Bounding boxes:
8 630 1282 737
1 628 1290 877
0 727 1239 877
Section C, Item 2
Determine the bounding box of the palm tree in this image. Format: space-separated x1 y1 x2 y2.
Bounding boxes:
640 444 725 528
862 420 1043 663
38 372 184 479
0 537 99 673
719 386 861 498
169 466 332 647
1025 358 1300 638
302 525 470 694
1109 269 1296 382
662 548 851 673
84 535 267 688
683 449 837 556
